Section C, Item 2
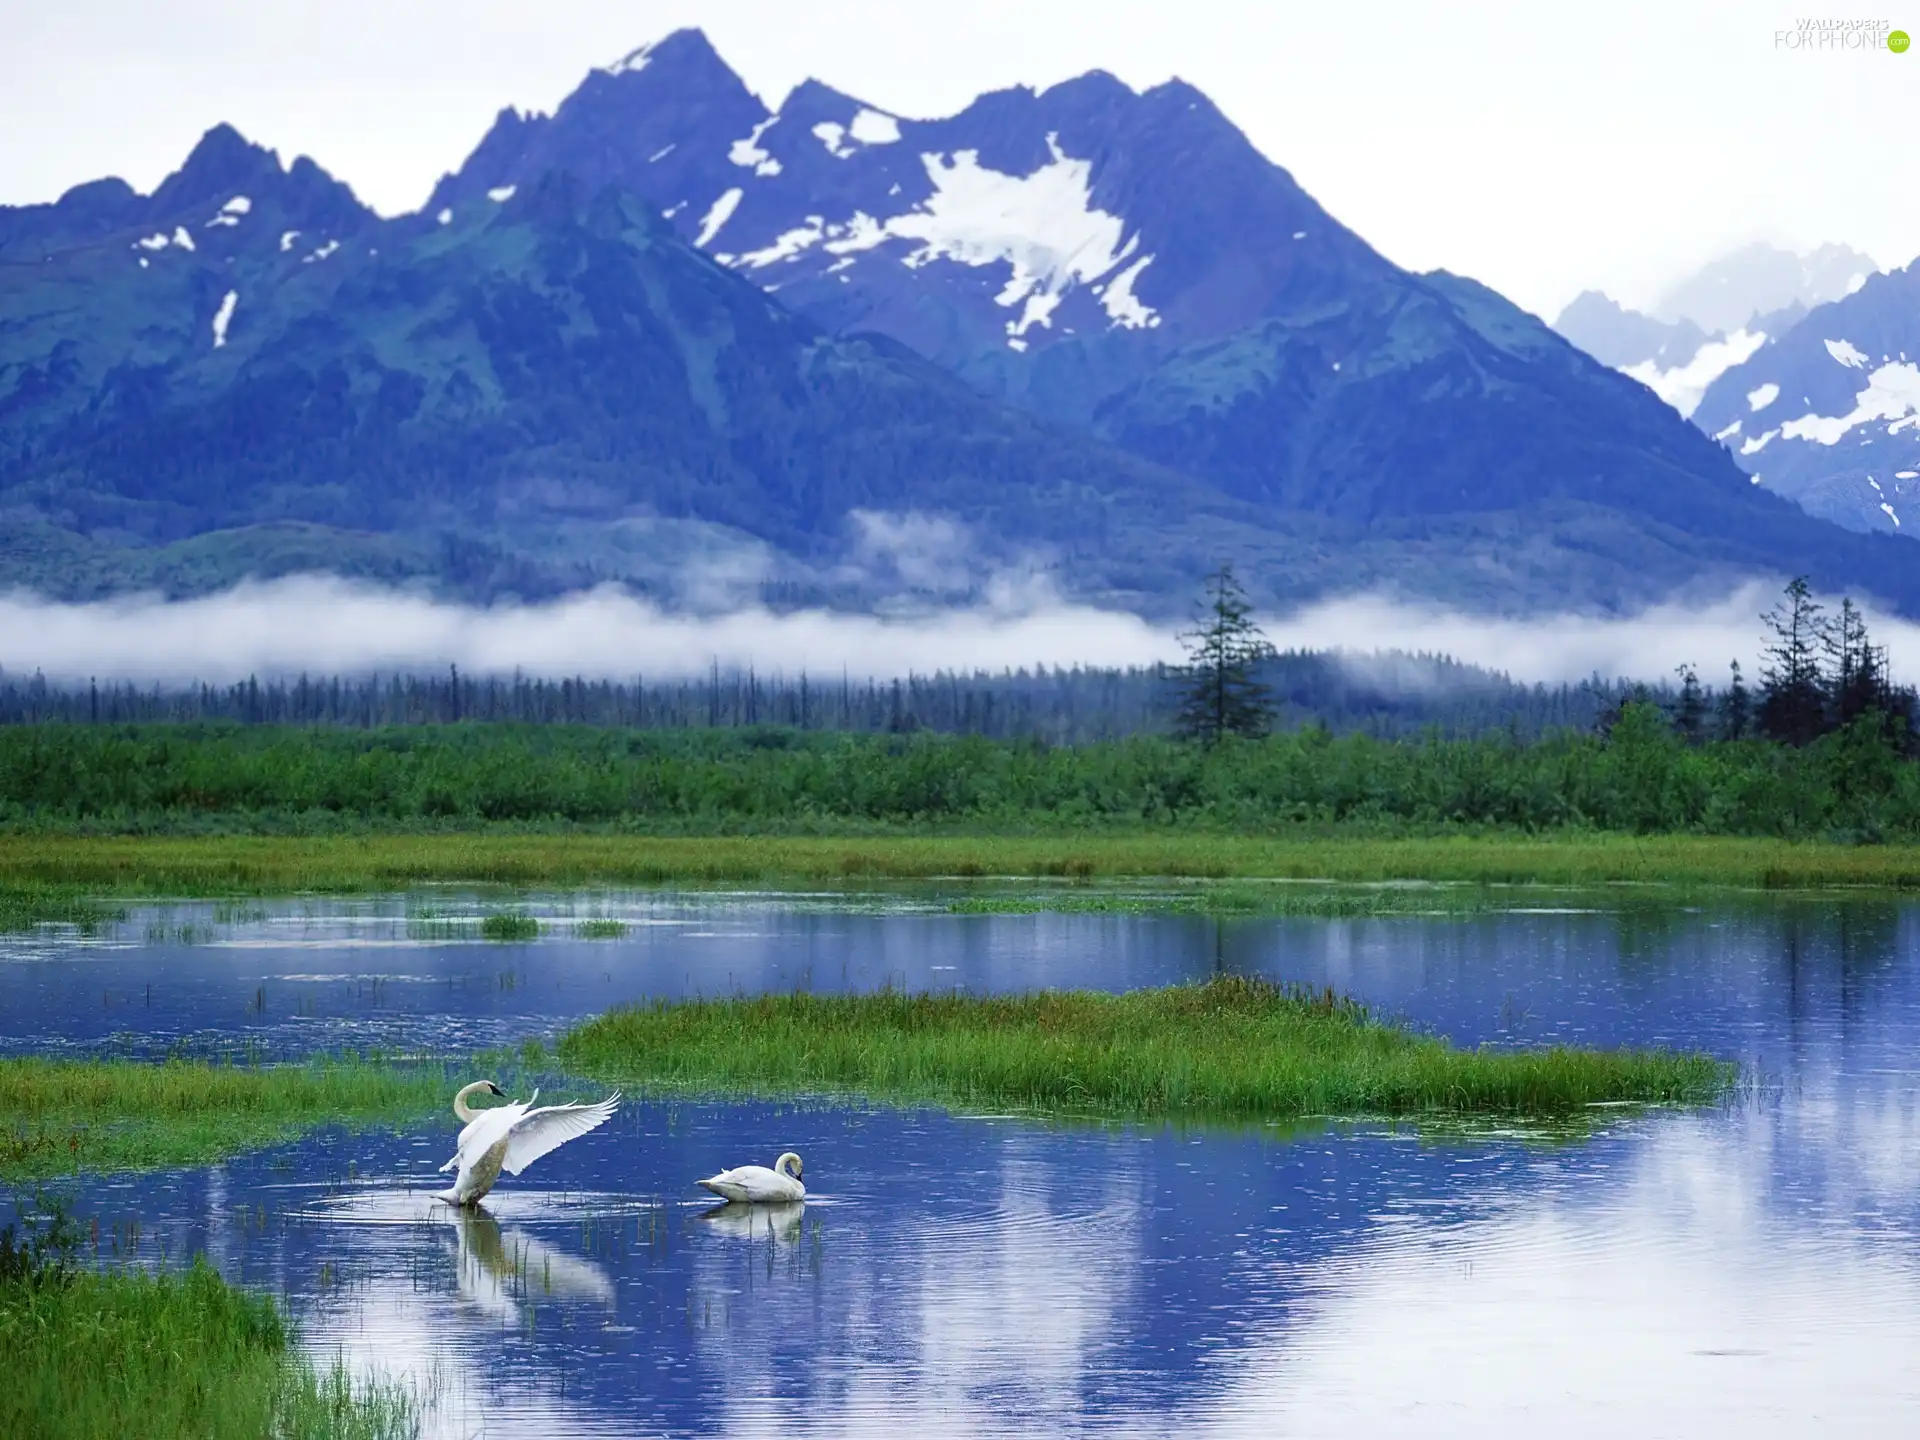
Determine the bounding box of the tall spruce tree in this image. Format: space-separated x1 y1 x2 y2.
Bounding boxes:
1717 659 1751 740
1174 564 1277 744
1758 577 1828 746
1673 664 1706 744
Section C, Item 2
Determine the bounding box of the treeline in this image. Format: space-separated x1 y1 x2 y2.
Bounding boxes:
3 710 1918 838
0 652 1635 742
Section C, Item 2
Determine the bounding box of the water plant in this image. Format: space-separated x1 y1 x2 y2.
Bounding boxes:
560 975 1731 1120
576 917 629 938
479 910 540 941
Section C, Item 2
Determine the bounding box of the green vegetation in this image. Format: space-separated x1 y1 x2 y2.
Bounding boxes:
5 709 1920 840
0 1057 450 1181
479 909 540 941
0 882 123 934
10 830 1920 898
560 975 1728 1121
2 1206 413 1440
576 917 629 938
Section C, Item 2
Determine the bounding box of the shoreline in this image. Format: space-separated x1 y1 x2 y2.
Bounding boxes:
6 831 1920 897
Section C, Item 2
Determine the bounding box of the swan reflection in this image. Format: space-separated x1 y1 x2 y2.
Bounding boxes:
439 1204 617 1318
698 1200 808 1243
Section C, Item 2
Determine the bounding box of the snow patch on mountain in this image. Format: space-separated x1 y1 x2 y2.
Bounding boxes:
1623 328 1765 418
812 114 901 160
487 185 517 203
211 291 237 348
729 119 782 178
171 226 195 252
604 43 653 77
806 135 1156 341
740 218 827 268
849 109 901 145
694 188 744 249
1780 363 1920 445
813 123 857 159
1825 338 1869 369
1101 255 1159 329
1747 382 1780 413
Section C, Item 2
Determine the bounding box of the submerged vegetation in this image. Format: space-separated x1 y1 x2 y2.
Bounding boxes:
1 1203 413 1440
0 1057 450 1180
560 975 1729 1120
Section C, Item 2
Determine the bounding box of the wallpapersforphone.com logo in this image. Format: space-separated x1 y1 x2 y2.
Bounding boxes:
1775 18 1910 49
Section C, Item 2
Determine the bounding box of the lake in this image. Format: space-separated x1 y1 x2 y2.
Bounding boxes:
5 889 1920 1436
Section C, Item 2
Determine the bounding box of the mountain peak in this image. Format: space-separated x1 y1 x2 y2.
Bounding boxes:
600 27 735 82
147 123 283 216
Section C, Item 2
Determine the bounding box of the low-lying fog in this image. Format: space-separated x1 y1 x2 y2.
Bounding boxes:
2 576 1897 689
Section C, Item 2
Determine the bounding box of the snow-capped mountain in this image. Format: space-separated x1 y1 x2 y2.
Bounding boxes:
425 28 1391 423
8 29 1920 618
1554 245 1879 420
1693 262 1920 537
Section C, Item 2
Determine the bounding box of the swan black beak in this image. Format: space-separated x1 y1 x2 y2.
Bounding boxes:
487 1082 505 1096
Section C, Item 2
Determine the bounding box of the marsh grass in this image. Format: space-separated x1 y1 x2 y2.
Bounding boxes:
8 832 1920 898
479 910 540 941
0 1057 451 1180
0 1253 415 1440
576 917 628 938
0 882 123 934
560 975 1730 1120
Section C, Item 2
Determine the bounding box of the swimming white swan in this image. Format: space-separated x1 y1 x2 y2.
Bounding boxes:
433 1079 620 1207
697 1151 805 1204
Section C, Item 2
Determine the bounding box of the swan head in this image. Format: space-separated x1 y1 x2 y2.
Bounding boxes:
776 1151 803 1179
485 1081 505 1097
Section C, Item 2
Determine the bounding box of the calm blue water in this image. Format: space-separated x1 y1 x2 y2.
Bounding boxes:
7 891 1920 1436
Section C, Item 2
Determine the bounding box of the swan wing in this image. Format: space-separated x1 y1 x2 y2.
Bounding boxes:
500 1092 620 1176
443 1100 529 1171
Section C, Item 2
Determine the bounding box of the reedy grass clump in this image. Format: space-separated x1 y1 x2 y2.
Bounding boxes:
560 975 1729 1120
0 1254 414 1440
478 909 539 940
0 1057 451 1180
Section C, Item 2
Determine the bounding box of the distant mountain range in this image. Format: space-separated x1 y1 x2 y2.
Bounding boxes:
1692 263 1920 537
1551 242 1919 540
1552 242 1876 418
5 29 1920 618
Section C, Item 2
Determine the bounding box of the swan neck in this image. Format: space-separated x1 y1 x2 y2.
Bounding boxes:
453 1081 490 1124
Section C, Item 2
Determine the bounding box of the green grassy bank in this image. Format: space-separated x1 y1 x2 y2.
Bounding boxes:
559 975 1729 1121
0 1245 414 1440
0 1057 452 1181
9 830 1920 903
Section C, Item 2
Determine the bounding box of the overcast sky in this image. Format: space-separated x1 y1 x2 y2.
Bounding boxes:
3 0 1912 318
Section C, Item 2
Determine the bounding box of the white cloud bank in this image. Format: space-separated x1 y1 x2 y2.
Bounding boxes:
0 576 1911 688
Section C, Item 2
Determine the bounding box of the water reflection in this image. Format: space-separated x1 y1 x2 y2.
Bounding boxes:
697 1202 807 1244
11 893 1920 1433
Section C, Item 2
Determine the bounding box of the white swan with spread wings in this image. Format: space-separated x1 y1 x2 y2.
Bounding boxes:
434 1080 620 1207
